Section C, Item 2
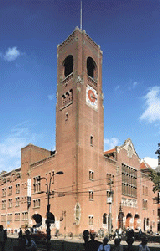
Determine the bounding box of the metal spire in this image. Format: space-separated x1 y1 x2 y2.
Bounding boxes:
80 1 82 30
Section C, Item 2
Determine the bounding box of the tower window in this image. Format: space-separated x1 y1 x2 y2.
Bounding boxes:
63 55 73 77
89 191 93 200
87 57 96 78
90 136 93 146
89 170 94 180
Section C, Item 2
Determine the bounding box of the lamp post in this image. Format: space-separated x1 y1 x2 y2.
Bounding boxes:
41 171 63 251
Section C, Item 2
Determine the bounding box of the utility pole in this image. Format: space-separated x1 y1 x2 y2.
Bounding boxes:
41 171 63 251
108 177 113 238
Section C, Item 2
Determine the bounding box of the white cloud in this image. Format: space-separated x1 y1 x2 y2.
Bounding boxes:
3 47 21 62
140 86 160 123
133 81 138 88
104 137 119 150
114 85 120 92
143 157 158 169
0 122 39 172
48 94 54 101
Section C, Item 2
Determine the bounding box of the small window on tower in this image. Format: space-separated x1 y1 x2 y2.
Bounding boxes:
90 136 93 146
65 112 68 121
87 57 96 78
63 55 73 77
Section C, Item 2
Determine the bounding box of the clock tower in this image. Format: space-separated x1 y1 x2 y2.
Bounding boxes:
56 27 104 232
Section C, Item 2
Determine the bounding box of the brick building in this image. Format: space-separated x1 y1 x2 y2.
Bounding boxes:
0 28 158 236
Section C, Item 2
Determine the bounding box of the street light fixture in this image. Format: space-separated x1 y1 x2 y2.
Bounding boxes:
41 171 64 251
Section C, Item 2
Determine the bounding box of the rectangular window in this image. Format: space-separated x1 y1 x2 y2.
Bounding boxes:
122 163 137 198
1 215 6 222
7 214 12 222
2 188 6 197
16 197 20 207
8 186 12 196
33 199 40 208
142 199 148 209
8 199 12 208
22 212 28 221
88 215 93 225
16 184 20 194
89 171 94 180
2 200 6 210
89 191 93 201
33 176 41 193
15 213 20 221
90 136 93 146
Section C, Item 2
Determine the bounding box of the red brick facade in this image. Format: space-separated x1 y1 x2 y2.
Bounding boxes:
0 28 158 236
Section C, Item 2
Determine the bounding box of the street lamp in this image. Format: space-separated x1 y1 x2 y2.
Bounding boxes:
41 171 63 251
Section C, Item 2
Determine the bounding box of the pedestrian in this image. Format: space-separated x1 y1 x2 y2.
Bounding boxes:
18 228 23 239
0 225 7 251
138 236 150 251
98 237 110 251
25 230 37 251
82 230 89 251
112 238 123 251
87 232 102 251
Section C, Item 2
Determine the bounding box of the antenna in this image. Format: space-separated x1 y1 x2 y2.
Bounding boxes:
80 1 82 30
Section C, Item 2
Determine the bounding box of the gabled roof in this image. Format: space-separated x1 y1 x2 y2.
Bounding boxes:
140 161 151 170
104 148 116 155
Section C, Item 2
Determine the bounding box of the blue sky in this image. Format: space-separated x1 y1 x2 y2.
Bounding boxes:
0 0 160 172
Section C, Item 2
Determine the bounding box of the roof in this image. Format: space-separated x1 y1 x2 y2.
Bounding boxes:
140 162 151 170
104 148 116 155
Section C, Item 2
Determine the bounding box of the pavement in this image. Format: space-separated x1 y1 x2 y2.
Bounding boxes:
6 234 160 250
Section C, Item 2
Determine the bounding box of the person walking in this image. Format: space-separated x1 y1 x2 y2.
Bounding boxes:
18 228 23 239
112 238 123 251
138 236 150 251
87 232 102 251
98 237 110 251
25 230 37 251
0 225 7 251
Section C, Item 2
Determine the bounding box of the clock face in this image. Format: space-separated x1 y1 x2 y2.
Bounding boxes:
86 86 98 110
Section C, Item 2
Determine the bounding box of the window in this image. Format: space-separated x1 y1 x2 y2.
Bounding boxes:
2 200 6 209
89 191 93 200
89 171 94 180
90 136 93 146
63 55 73 77
142 199 148 209
122 163 137 198
8 199 12 208
62 89 73 108
16 184 20 194
33 176 41 193
87 57 97 78
7 214 12 222
2 188 6 197
16 197 20 207
88 215 93 225
65 112 68 121
8 186 12 196
33 199 40 208
1 215 6 222
22 212 28 221
15 213 20 221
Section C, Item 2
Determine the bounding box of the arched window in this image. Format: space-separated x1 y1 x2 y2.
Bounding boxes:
63 55 73 77
87 57 97 78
